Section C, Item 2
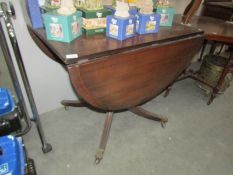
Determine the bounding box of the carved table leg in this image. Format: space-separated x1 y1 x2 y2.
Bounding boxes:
95 112 114 164
130 107 168 128
61 100 85 110
207 52 233 105
164 70 188 97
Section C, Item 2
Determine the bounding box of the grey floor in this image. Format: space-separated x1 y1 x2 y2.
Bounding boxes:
1 50 233 175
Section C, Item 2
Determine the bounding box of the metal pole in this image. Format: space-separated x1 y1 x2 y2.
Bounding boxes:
0 2 52 153
0 21 31 136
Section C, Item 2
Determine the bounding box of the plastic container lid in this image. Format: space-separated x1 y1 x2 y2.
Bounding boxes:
0 87 15 117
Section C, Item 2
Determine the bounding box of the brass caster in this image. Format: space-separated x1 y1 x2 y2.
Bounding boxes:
95 149 104 165
95 157 102 165
164 91 169 98
161 117 168 128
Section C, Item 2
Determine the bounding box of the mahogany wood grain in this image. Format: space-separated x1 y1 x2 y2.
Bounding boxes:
29 23 203 65
68 36 203 111
175 15 233 44
29 22 204 111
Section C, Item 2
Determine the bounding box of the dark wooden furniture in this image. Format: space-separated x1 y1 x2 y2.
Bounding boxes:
169 3 233 105
201 0 233 20
28 22 204 163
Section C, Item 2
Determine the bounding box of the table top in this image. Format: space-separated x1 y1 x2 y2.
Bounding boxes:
174 15 233 43
204 2 233 9
30 21 203 65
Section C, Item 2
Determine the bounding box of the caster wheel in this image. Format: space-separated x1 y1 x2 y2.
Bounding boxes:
95 149 104 165
164 91 169 98
64 106 69 111
95 157 102 165
25 158 37 175
161 117 168 128
161 121 166 128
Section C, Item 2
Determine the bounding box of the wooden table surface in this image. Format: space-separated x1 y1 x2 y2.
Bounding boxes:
30 21 203 65
174 15 233 44
205 2 233 9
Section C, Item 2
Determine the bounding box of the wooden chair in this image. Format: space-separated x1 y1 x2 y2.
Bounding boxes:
165 0 233 105
201 0 233 20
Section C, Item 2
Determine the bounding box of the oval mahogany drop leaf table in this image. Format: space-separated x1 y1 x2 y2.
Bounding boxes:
28 23 204 164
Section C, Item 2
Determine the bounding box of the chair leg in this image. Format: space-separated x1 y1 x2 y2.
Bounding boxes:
209 41 217 55
95 112 114 164
198 39 207 62
207 52 233 105
130 107 168 128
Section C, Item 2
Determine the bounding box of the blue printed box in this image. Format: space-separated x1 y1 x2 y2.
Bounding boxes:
156 7 175 26
105 6 138 16
26 0 43 29
43 11 82 43
136 13 160 34
106 15 136 41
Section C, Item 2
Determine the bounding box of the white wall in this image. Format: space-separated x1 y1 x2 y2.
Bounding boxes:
1 0 203 114
1 0 77 114
101 0 202 14
171 0 190 14
170 0 203 15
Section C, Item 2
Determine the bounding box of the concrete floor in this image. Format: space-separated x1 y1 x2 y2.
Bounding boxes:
1 50 233 175
22 79 233 175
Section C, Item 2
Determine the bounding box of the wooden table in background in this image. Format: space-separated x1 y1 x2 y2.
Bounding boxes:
201 1 233 20
173 15 233 105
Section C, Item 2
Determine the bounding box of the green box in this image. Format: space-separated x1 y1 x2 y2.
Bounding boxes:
156 7 175 26
80 8 112 35
81 8 112 18
43 11 82 43
82 28 106 36
40 5 59 14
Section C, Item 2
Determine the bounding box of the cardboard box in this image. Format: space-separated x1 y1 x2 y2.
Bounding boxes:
26 0 43 29
82 28 106 36
43 11 82 43
80 8 112 35
106 15 136 41
105 5 138 16
136 13 160 34
156 7 175 26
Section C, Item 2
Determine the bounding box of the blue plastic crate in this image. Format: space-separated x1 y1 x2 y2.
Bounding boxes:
0 136 25 175
0 88 15 117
